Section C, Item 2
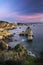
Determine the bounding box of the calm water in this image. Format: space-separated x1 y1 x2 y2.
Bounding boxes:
9 24 43 55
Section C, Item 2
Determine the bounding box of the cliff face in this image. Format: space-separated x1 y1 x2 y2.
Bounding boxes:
0 21 16 30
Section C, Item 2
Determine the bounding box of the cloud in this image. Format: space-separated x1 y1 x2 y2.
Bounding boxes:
0 0 43 22
8 12 43 22
0 11 43 22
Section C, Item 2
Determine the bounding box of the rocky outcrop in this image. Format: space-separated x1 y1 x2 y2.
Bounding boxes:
19 31 25 36
26 27 33 41
0 44 28 61
28 29 33 41
19 27 33 41
0 30 11 40
0 21 17 30
0 40 8 50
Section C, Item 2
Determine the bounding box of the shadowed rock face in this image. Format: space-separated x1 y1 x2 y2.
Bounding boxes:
0 40 8 50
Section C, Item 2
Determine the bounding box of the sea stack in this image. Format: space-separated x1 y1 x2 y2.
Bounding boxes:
28 29 33 41
26 27 33 41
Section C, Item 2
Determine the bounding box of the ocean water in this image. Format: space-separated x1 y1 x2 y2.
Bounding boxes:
9 24 43 55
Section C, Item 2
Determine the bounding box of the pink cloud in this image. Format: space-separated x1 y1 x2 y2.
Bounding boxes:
10 13 43 22
0 11 43 22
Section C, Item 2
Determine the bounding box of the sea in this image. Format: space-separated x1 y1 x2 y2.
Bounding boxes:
8 24 43 56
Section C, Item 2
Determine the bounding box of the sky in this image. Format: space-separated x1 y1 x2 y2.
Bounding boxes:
0 0 43 23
